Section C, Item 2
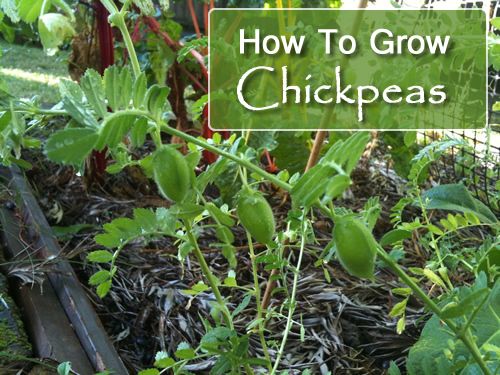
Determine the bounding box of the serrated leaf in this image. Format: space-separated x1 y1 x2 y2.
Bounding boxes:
59 80 98 127
45 128 98 166
322 174 351 201
380 229 412 247
215 225 234 244
104 66 121 112
232 294 251 318
87 250 114 263
96 113 138 150
291 163 336 207
389 299 408 318
206 203 235 227
133 208 157 232
396 316 406 334
175 342 196 360
392 288 412 297
427 224 444 236
89 270 110 286
94 233 121 248
154 351 175 369
57 362 72 375
183 281 209 296
130 117 149 148
132 72 147 108
96 280 112 298
423 268 446 289
80 69 106 118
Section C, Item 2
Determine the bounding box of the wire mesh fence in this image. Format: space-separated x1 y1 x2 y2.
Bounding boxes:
389 0 500 213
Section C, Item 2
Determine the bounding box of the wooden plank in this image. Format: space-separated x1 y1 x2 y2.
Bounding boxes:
2 166 128 374
0 207 95 374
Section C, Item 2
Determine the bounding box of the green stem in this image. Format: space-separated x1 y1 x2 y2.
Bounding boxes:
376 246 491 375
99 0 141 78
270 214 307 375
116 19 141 78
247 231 272 371
184 220 234 330
160 122 291 191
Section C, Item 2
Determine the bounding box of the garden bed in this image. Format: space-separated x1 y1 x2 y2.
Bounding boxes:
15 143 429 374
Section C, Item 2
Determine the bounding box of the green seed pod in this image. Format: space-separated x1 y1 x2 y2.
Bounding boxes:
237 187 275 244
153 146 191 202
333 216 378 279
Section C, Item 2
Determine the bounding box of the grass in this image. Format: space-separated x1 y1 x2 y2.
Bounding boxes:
0 40 70 105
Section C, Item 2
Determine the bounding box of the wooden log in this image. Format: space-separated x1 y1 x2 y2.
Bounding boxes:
0 208 94 374
1 166 128 374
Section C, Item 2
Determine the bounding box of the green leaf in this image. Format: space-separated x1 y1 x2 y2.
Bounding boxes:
427 224 444 236
215 225 234 244
392 287 412 297
323 132 370 174
423 268 446 289
389 299 408 318
322 174 351 201
132 72 147 108
396 316 406 334
183 281 210 296
87 250 114 263
441 288 489 319
422 184 498 224
57 362 72 375
18 0 44 23
104 66 121 112
59 80 98 127
388 361 401 375
138 369 160 375
175 342 196 360
45 128 99 166
96 280 112 298
80 69 106 118
491 17 500 29
96 113 138 150
38 13 75 56
89 270 110 286
0 0 19 23
232 294 251 318
380 229 412 247
291 163 336 207
171 203 204 221
130 117 149 148
270 132 309 174
145 84 170 119
206 203 235 227
407 279 500 375
154 351 175 369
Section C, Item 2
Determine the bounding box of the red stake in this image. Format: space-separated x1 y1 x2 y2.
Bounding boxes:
91 1 115 177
